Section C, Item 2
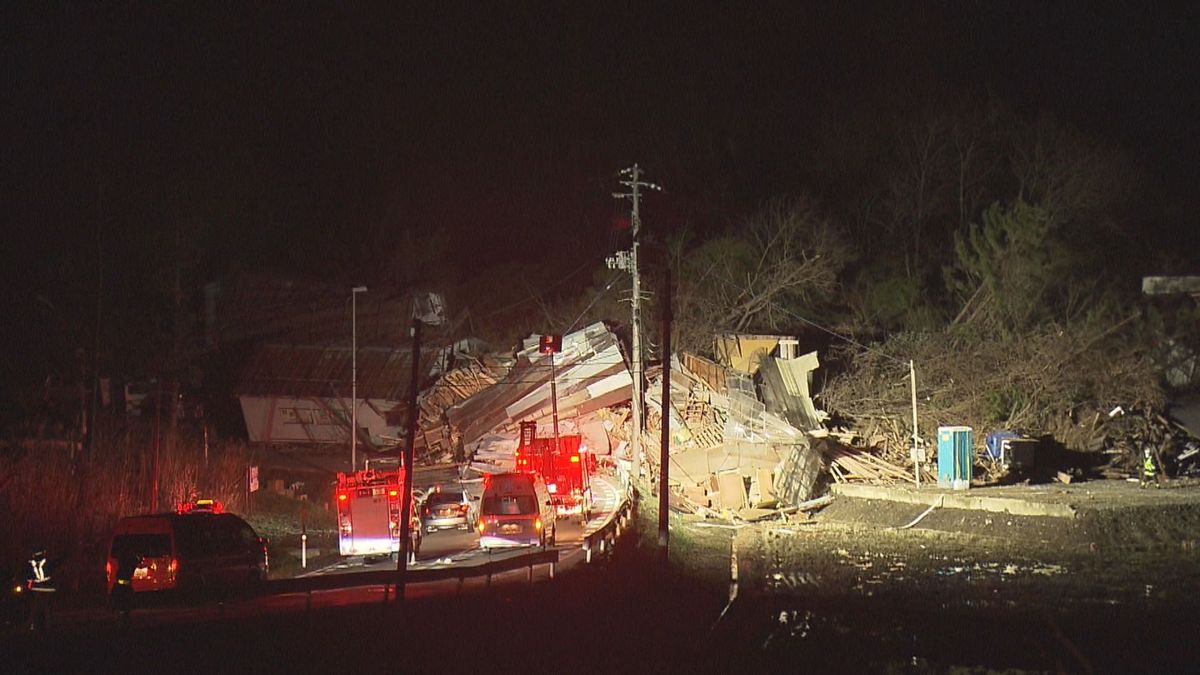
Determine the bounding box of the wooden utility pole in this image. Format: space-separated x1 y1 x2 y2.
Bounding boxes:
910 360 920 487
611 165 661 486
659 266 672 558
396 293 446 593
397 317 421 588
151 383 161 512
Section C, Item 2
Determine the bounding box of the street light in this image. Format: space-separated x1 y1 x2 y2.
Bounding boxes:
351 285 368 473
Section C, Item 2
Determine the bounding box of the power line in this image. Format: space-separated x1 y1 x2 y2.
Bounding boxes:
478 251 611 320
565 271 622 335
771 303 908 367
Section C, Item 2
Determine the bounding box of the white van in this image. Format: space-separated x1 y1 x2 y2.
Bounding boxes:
476 472 557 550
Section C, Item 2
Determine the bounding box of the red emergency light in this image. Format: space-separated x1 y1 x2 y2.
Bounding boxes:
539 334 562 354
177 498 224 514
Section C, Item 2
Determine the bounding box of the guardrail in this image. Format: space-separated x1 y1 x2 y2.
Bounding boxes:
268 548 560 609
581 496 632 564
264 474 633 610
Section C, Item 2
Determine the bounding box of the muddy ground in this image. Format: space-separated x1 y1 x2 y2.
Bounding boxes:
680 479 1200 672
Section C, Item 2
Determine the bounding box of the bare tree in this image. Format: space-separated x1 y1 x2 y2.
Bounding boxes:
673 197 851 353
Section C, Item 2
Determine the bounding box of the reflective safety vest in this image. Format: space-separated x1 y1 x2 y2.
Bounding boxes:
1143 455 1158 478
28 556 55 592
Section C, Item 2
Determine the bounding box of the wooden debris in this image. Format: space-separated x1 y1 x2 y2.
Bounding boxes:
737 507 779 522
792 494 834 512
716 471 747 510
823 444 915 484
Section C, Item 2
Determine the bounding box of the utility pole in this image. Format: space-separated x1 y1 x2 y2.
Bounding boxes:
351 286 367 473
659 265 672 558
910 360 920 487
610 164 661 486
397 315 421 585
397 293 445 593
85 186 103 463
151 383 161 511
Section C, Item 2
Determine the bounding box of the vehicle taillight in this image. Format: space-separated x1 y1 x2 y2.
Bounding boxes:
476 519 486 533
338 493 348 502
105 560 112 583
570 455 580 463
534 518 543 531
168 558 178 574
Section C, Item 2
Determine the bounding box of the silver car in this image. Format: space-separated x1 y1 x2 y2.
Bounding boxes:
420 488 475 533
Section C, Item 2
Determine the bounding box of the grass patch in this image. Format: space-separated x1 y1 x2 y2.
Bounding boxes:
243 490 337 578
630 482 735 589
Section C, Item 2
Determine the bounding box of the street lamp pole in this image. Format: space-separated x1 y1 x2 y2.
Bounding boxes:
351 285 367 473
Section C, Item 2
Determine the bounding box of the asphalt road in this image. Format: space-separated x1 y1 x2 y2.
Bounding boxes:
5 474 624 638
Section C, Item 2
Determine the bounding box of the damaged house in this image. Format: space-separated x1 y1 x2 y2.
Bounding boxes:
445 322 634 472
436 327 845 519
236 343 429 448
638 336 830 517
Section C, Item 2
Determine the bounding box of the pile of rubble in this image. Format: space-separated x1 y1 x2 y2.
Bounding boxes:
1080 407 1200 480
411 326 925 522
639 351 923 521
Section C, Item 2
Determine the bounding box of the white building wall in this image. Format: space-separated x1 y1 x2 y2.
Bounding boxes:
238 395 400 445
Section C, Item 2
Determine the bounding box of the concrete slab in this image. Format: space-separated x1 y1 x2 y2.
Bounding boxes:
830 479 1200 520
831 484 1078 518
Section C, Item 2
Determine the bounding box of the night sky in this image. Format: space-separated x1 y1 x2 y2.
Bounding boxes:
3 2 1199 392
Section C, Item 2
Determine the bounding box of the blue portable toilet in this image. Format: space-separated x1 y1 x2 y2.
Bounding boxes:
937 426 973 489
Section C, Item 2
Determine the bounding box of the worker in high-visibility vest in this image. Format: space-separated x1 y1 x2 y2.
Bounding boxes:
1141 447 1159 488
26 548 55 631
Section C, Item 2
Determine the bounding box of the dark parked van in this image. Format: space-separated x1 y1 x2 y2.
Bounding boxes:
106 503 268 598
476 472 556 550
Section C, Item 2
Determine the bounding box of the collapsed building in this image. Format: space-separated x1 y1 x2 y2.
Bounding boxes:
233 303 926 518
419 325 919 518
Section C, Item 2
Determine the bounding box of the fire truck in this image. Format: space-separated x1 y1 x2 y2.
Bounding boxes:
514 422 593 522
335 469 421 561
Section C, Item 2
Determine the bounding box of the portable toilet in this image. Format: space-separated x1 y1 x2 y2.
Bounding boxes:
937 426 973 489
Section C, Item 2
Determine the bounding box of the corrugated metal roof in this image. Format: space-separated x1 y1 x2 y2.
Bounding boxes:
215 273 416 346
758 352 822 431
237 344 432 400
447 322 633 444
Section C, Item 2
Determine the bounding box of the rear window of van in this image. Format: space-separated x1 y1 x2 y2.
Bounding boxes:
112 533 171 559
174 516 248 557
482 494 538 515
